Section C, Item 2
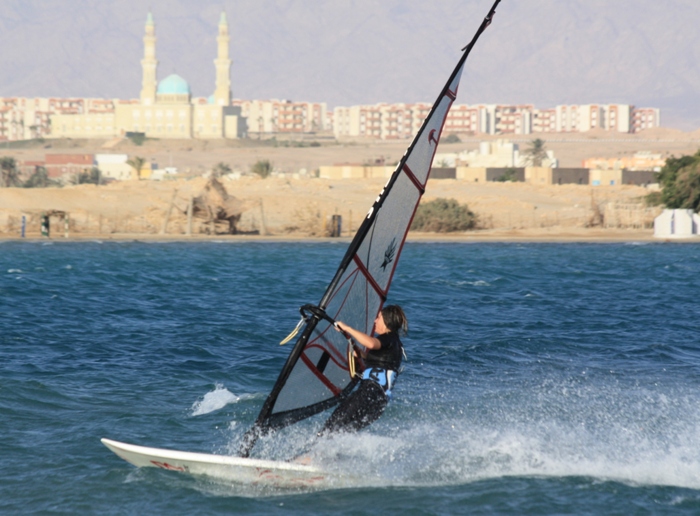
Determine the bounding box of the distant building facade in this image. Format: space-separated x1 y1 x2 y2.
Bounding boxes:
234 99 330 135
44 154 94 181
583 151 666 172
333 102 659 140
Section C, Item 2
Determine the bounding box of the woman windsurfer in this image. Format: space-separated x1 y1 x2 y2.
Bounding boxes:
319 305 407 435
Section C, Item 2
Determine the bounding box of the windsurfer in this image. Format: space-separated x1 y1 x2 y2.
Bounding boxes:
319 305 407 435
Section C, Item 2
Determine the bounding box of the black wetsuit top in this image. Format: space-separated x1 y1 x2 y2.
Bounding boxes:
364 331 403 371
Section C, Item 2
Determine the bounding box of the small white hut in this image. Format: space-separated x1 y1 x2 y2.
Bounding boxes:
654 209 700 238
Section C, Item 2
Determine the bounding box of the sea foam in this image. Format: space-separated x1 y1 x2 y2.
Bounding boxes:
191 384 241 416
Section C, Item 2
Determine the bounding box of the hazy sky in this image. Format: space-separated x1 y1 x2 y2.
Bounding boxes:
1 0 699 130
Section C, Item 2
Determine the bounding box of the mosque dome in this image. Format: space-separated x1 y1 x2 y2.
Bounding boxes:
157 74 191 95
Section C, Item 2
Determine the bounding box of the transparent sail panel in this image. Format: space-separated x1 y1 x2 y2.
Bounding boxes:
405 73 463 185
273 322 350 414
355 173 422 293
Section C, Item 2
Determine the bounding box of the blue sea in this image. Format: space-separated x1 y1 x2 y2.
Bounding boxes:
3 240 700 514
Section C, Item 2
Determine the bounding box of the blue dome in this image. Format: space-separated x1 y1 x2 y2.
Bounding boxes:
157 74 190 95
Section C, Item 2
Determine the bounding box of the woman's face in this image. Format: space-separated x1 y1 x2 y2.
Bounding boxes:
374 312 388 334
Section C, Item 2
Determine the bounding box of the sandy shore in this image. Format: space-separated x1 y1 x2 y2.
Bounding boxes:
0 226 679 244
1 130 699 243
0 175 662 242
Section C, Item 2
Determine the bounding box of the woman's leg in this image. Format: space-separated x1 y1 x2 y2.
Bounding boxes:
320 381 387 435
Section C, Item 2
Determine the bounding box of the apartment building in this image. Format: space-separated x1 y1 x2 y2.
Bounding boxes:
632 107 661 133
235 99 328 135
0 94 662 142
333 102 654 140
0 97 55 140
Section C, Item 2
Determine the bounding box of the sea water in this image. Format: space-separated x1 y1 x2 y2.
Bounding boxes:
2 240 700 514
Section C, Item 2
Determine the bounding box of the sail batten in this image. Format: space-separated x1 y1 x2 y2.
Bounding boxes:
239 0 502 458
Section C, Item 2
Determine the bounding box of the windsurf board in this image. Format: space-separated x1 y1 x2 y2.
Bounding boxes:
101 438 341 488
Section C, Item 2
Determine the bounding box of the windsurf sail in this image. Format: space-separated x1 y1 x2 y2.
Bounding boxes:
240 0 502 457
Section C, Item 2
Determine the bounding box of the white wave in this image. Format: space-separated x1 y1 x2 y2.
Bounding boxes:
431 278 491 287
225 388 700 493
190 384 247 416
7 269 23 273
299 415 700 491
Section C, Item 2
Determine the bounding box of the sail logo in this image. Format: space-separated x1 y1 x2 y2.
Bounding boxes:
381 238 397 270
429 129 438 146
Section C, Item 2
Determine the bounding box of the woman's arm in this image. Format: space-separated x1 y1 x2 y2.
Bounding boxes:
335 321 381 350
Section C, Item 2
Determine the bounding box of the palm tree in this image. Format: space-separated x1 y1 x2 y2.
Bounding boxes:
523 138 548 167
127 156 146 180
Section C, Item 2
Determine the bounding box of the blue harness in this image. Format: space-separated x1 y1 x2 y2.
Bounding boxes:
362 367 397 396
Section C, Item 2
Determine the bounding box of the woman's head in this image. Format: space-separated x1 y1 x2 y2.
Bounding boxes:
380 305 408 335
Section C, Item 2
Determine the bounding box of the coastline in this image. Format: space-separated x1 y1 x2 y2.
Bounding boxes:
1 227 696 244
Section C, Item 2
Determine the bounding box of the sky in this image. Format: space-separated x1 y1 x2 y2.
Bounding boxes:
1 0 699 130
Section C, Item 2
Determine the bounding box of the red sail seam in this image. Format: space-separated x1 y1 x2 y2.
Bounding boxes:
402 163 426 192
352 254 387 300
300 353 342 395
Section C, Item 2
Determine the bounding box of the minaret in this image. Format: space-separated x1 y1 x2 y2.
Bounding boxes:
213 11 232 106
140 12 158 105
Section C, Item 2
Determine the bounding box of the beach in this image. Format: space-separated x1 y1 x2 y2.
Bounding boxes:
1 129 699 242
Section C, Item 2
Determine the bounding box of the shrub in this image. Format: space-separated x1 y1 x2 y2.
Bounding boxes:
251 159 273 178
410 198 478 232
74 167 105 185
23 166 56 188
126 132 146 146
496 168 518 182
212 162 232 178
644 191 663 207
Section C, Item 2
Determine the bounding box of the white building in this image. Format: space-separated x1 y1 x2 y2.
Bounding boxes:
95 154 132 181
433 139 557 168
654 209 700 238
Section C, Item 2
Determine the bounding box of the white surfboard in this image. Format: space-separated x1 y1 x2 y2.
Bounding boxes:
101 438 342 489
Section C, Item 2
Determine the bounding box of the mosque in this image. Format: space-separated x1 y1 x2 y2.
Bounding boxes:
50 12 247 140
